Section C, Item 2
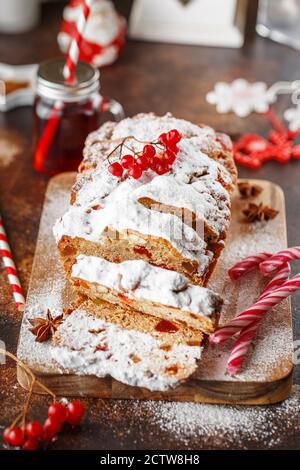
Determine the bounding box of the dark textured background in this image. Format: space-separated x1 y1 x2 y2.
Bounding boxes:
0 1 299 450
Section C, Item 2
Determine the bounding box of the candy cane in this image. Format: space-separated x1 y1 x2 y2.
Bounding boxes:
260 263 291 298
260 246 300 276
226 322 258 376
63 0 94 83
226 264 291 375
228 252 272 280
0 215 25 311
210 272 300 345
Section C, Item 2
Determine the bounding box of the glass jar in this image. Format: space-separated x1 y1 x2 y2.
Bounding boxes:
257 0 300 50
33 58 124 175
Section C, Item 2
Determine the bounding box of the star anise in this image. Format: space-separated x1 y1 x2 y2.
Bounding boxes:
238 181 263 199
28 310 64 342
243 203 279 223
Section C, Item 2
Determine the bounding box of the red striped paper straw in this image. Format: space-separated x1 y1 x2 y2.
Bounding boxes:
0 215 25 311
63 0 94 83
33 102 63 173
34 0 94 167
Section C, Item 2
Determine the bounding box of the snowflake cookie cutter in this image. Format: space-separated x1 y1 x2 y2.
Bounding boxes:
0 63 37 112
206 78 300 129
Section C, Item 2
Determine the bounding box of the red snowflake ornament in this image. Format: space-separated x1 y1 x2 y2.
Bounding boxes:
233 110 300 169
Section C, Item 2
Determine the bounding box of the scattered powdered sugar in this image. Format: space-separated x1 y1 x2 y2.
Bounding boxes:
130 384 300 448
17 176 75 373
200 180 293 382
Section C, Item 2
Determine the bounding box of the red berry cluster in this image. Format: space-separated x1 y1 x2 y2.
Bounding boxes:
3 400 84 450
108 129 182 179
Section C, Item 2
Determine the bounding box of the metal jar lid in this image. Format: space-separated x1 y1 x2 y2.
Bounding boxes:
36 58 100 102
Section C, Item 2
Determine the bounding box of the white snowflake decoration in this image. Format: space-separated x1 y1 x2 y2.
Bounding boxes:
206 79 275 118
284 105 300 131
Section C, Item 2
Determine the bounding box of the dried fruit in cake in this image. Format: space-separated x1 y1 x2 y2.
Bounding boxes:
70 256 222 334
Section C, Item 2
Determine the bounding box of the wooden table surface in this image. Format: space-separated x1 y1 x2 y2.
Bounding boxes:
0 1 300 450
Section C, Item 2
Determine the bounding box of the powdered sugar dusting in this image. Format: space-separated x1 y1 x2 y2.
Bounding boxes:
201 181 292 381
128 385 300 448
18 176 75 373
18 175 293 393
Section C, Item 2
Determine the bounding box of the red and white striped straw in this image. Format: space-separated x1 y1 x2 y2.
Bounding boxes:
210 270 298 346
63 0 94 83
228 252 271 281
260 246 300 276
34 0 94 168
0 215 25 311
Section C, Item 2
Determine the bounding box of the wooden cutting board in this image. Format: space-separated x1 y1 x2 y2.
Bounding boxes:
17 174 293 405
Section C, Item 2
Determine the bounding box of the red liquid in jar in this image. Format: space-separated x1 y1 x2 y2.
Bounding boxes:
33 97 101 176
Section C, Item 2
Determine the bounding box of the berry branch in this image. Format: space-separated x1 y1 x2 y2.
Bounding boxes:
1 349 85 450
107 129 182 179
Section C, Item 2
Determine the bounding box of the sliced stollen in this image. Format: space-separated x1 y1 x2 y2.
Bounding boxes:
52 299 204 392
71 255 223 334
54 113 237 286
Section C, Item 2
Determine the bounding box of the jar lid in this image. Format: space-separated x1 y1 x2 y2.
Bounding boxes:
36 58 100 102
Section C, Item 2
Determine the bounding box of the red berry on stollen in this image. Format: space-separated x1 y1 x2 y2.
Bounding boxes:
143 144 156 158
108 162 123 177
166 142 179 153
48 403 68 424
3 427 24 447
67 401 85 426
136 155 150 170
25 421 44 439
149 156 161 169
44 417 61 436
158 133 168 146
167 129 181 145
163 149 176 164
22 437 39 451
120 154 135 169
128 164 143 179
155 163 170 175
